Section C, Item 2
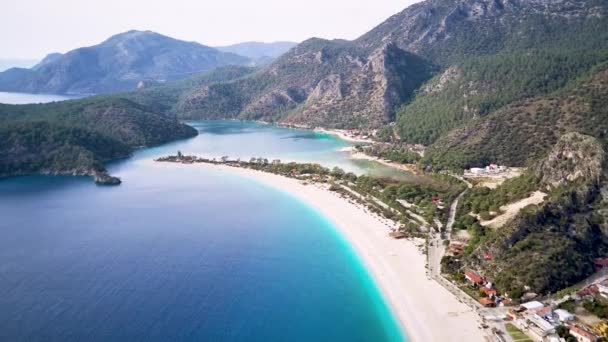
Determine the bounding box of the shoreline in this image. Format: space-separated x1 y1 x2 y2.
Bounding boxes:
150 160 486 342
343 148 420 175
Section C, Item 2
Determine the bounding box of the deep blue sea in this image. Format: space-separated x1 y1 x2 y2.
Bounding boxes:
0 121 406 341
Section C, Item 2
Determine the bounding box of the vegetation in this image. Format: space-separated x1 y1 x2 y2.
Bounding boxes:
395 50 608 147
359 144 421 164
422 64 608 170
583 300 608 319
458 172 540 217
0 97 197 180
157 153 466 235
505 323 533 342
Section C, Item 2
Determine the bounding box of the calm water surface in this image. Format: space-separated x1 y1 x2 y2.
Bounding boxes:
0 92 83 104
0 121 406 341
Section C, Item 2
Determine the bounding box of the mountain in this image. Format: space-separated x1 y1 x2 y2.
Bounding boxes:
175 39 435 128
31 53 63 70
157 0 606 132
423 65 608 170
0 30 251 95
0 97 197 183
0 58 38 72
451 132 608 294
215 41 297 59
356 0 607 65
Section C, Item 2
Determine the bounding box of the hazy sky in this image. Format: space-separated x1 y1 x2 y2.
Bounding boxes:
1 1 420 59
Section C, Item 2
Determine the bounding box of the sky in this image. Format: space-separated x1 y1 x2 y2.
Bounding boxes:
0 0 421 59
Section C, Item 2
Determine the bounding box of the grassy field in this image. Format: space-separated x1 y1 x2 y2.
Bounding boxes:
505 323 533 342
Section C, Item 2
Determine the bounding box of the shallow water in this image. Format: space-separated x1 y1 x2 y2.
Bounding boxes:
0 121 406 341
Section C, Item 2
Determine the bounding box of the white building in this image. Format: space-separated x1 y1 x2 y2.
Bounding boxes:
527 314 555 337
521 301 544 311
554 309 575 322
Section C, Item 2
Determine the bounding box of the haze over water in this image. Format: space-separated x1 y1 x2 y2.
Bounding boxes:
0 121 406 341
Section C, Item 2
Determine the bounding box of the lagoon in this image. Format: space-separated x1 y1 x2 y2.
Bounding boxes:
0 121 405 341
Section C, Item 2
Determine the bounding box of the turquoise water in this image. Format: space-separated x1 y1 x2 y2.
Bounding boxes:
0 121 406 341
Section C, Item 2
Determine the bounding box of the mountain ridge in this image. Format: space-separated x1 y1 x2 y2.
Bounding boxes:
0 30 251 95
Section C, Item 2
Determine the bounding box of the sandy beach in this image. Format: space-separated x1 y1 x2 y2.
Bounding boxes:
151 161 486 342
314 128 375 144
347 149 420 175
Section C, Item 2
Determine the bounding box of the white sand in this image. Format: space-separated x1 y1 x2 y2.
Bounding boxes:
350 152 419 174
152 161 486 342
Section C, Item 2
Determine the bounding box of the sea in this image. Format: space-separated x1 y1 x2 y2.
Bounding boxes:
0 91 82 105
0 95 408 341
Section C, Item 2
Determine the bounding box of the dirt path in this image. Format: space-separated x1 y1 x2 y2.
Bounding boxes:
480 191 547 229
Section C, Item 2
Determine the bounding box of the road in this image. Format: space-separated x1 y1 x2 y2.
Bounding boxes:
427 176 513 341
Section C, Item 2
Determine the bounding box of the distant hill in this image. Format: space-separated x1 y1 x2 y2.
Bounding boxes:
0 97 197 182
0 30 251 95
0 58 38 72
215 41 297 59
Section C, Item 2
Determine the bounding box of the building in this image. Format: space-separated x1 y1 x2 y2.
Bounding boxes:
480 297 495 307
534 306 553 320
527 313 556 337
521 301 544 311
594 257 608 270
480 286 497 298
569 325 599 342
465 271 484 286
554 309 575 322
597 279 608 298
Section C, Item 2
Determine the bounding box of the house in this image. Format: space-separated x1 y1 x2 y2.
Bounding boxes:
469 168 485 175
568 325 599 342
594 257 608 270
480 297 495 307
577 284 599 297
448 242 464 256
535 306 553 320
480 286 497 298
527 313 556 337
465 271 484 286
554 309 575 322
597 279 608 298
521 301 544 311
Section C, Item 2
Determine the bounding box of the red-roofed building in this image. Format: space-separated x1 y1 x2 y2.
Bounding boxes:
448 242 464 256
594 257 608 270
480 286 497 298
479 297 495 307
465 271 484 285
568 325 599 342
577 284 599 297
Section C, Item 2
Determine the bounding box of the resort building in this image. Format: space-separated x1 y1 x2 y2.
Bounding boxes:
568 325 599 342
597 279 608 298
520 301 544 311
554 309 575 322
464 271 484 286
526 313 555 338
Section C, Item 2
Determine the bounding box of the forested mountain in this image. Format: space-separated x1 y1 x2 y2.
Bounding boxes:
146 0 606 135
451 132 608 293
0 30 251 95
172 39 435 128
0 97 197 183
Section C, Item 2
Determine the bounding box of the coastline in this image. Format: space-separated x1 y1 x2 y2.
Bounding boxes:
313 128 374 144
150 160 486 342
344 148 420 175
